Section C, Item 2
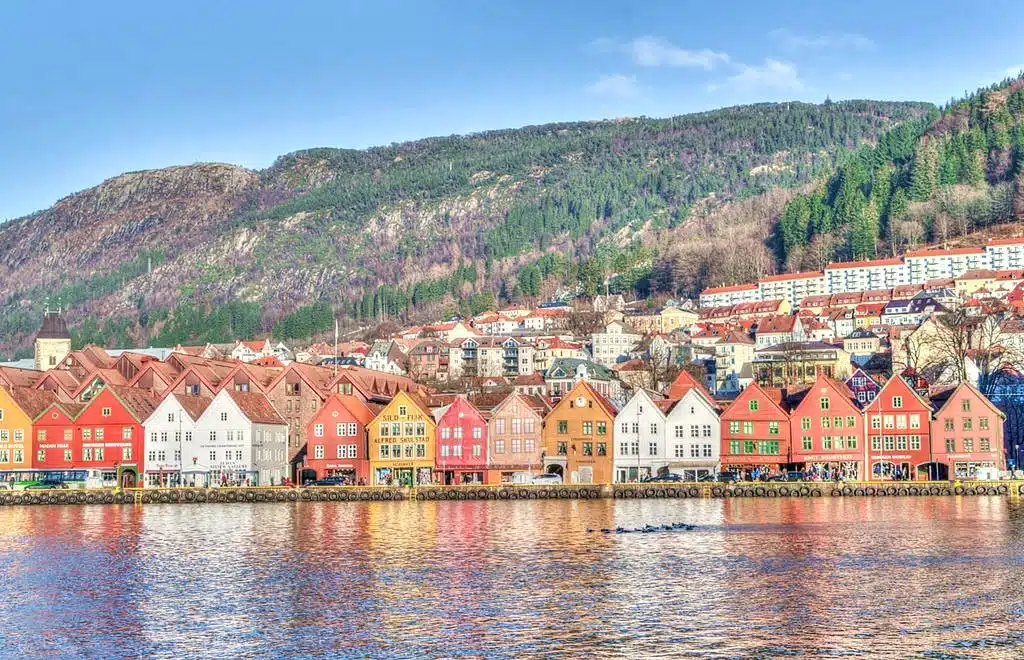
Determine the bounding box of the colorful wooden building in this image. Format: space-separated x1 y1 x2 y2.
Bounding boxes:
864 376 932 480
368 391 435 486
0 386 59 474
541 380 617 484
719 382 793 478
304 393 376 484
434 395 488 485
789 373 865 480
929 382 1005 479
484 392 547 483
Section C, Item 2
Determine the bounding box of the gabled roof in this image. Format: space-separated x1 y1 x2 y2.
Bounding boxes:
665 369 716 404
0 366 44 388
105 386 161 423
4 386 60 419
720 381 791 417
229 391 286 425
756 315 797 334
553 380 618 417
928 381 1004 418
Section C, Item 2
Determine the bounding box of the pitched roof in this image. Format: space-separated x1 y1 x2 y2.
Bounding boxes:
171 393 214 421
229 391 286 425
700 282 758 295
756 315 797 334
36 311 71 340
758 271 823 283
4 386 60 419
0 366 43 388
825 257 905 270
905 247 985 257
106 386 161 422
665 369 716 405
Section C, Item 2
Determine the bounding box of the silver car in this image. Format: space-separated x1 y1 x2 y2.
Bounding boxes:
532 473 563 485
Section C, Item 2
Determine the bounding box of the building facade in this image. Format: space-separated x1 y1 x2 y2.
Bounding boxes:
864 377 932 480
368 391 435 486
434 395 488 484
541 381 616 484
305 394 375 484
486 392 546 483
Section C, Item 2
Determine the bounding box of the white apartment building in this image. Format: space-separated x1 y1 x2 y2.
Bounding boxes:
825 258 908 293
757 271 827 309
905 248 987 282
590 321 642 368
613 389 668 482
986 238 1024 271
698 283 760 308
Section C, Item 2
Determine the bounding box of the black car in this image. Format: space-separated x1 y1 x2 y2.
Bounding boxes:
642 473 683 483
309 476 348 487
700 472 739 483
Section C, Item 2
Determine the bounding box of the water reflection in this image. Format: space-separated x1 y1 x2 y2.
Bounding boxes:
0 498 1021 658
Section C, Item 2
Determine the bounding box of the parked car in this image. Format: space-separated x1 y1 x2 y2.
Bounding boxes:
24 480 67 490
642 473 683 482
309 476 348 487
768 471 807 482
700 471 739 483
532 473 563 485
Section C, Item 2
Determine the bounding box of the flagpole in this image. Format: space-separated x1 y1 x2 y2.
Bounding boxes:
334 318 339 377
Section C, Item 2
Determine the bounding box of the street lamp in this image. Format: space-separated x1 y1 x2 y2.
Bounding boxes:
1015 443 1020 475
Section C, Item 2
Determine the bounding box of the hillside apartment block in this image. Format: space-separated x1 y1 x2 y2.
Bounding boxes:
699 238 1024 309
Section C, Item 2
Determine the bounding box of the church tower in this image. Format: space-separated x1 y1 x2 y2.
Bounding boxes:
34 303 71 371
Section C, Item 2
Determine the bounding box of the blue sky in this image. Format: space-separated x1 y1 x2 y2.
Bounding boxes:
2 0 1022 220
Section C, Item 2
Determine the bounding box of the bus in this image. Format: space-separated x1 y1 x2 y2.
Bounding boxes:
0 469 117 490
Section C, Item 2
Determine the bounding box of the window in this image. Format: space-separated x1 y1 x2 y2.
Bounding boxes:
743 422 753 435
744 440 756 454
407 423 417 437
511 438 522 453
690 425 700 438
582 442 593 456
185 431 192 442
82 428 92 441
802 436 812 451
36 429 46 442
728 440 741 455
524 419 535 433
910 436 920 450
380 423 390 437
961 399 971 413
336 445 346 459
102 407 111 417
597 422 607 435
846 416 855 428
582 421 593 435
391 444 401 457
748 400 759 411
979 418 989 430
819 397 830 410
702 424 712 437
821 417 830 429
883 415 894 429
686 424 697 437
557 442 567 455
380 444 390 458
649 441 658 455
909 415 920 430
440 445 450 457
472 427 482 439
801 417 811 430
651 423 659 435
209 431 217 442
557 420 568 434
847 436 858 449
472 444 482 457
597 443 607 456
963 438 974 452
497 419 507 434
768 422 779 436
123 447 132 460
13 429 23 442
336 423 345 436
13 449 22 463
37 449 45 462
896 415 907 430
220 412 228 422
871 437 881 451
822 437 833 450
980 438 990 452
690 444 700 458
963 418 972 431
702 444 712 458
871 415 881 430
892 396 903 408
83 448 93 461
495 440 505 454
944 418 953 431
883 436 895 451
441 427 451 440
210 451 217 462
405 444 415 458
314 444 324 459
398 405 407 416
64 449 72 461
525 438 535 452
392 423 401 436
314 424 324 437
896 436 907 451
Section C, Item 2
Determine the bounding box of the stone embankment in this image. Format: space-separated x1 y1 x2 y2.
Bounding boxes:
0 481 1020 506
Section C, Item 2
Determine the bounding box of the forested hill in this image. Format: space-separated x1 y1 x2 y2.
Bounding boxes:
774 76 1024 272
0 99 933 356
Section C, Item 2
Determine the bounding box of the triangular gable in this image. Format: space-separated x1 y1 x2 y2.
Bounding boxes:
720 382 789 419
551 380 616 419
792 373 859 416
866 375 933 412
932 381 1005 419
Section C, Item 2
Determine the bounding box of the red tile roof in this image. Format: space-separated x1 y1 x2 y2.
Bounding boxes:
700 283 758 295
5 386 59 419
230 391 286 425
825 257 905 270
758 271 823 283
905 247 985 257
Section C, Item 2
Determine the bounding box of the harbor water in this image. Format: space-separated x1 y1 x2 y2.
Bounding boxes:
0 497 1022 658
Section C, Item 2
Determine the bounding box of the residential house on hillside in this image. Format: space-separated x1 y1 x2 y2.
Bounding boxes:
407 340 444 381
845 368 881 407
713 330 755 393
882 297 946 326
591 321 642 367
754 342 852 387
513 373 546 397
533 338 586 371
843 328 881 356
754 315 804 348
544 358 620 403
365 340 407 375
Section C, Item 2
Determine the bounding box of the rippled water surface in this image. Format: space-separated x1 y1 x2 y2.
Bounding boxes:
1 497 1023 658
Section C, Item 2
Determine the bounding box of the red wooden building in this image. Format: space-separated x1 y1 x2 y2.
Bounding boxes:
57 387 157 486
789 372 865 480
864 376 932 480
929 382 1005 479
32 401 85 470
304 393 376 484
719 383 793 479
434 395 489 484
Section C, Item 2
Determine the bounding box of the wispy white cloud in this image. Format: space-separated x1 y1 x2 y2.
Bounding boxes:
770 28 874 51
710 58 804 92
586 74 640 99
630 36 730 70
